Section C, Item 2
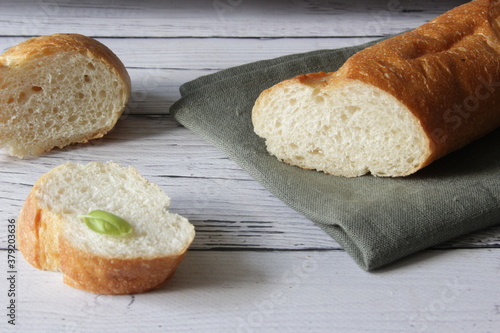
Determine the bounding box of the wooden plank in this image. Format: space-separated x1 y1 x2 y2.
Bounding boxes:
2 249 499 332
1 115 499 250
1 36 379 70
0 37 383 115
0 1 497 331
0 0 466 38
0 115 338 250
127 67 200 114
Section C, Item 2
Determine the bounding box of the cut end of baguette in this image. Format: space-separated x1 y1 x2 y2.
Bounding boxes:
0 34 131 158
252 76 431 177
17 161 195 294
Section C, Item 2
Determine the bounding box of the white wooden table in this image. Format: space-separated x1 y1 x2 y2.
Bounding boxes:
1 1 499 332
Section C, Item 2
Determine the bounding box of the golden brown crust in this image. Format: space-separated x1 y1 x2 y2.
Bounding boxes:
268 1 500 176
17 169 191 295
17 191 61 271
335 0 500 168
0 33 131 157
1 33 131 98
60 237 186 294
296 71 331 85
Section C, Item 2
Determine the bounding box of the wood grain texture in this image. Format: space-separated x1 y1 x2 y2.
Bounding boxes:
0 0 466 38
0 1 498 332
1 116 498 251
1 249 499 333
2 37 383 114
2 37 380 70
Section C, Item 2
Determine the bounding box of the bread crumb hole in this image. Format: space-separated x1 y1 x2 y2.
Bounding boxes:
78 92 85 99
7 97 14 104
68 115 78 122
315 95 324 104
290 143 298 149
289 99 297 106
44 120 54 128
87 62 96 71
84 75 91 83
99 90 106 98
346 106 360 114
53 107 59 113
31 86 43 92
18 92 27 104
27 108 34 114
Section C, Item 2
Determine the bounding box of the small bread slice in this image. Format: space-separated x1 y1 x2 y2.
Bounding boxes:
0 33 130 158
252 0 500 177
17 162 195 295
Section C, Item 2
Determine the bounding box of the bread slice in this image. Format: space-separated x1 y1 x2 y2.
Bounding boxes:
0 33 130 158
17 162 195 294
252 0 500 177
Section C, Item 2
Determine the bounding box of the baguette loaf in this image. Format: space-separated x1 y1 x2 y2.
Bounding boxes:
252 0 500 177
0 33 130 158
17 162 195 295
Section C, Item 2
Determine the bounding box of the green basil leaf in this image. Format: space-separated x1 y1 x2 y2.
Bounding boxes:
78 210 132 236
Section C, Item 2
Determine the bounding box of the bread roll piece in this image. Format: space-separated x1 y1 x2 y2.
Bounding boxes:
17 162 195 295
252 0 500 177
0 33 130 158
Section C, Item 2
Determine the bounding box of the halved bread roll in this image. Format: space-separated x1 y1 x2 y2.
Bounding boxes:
17 162 195 294
0 33 130 158
252 0 500 177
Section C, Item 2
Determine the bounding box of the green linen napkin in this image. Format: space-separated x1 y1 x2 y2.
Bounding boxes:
170 39 500 270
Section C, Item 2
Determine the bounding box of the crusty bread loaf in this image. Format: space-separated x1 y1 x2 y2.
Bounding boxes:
0 33 130 158
252 0 500 177
17 161 195 294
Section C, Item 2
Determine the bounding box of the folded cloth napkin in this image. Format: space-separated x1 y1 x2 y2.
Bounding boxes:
170 39 500 270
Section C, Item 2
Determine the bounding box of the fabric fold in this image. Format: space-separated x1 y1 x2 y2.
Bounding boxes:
170 39 500 270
